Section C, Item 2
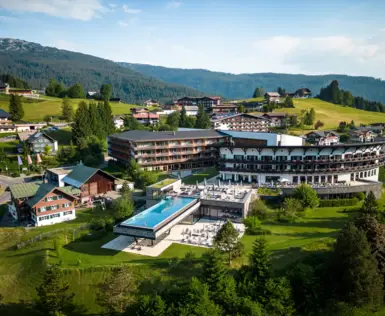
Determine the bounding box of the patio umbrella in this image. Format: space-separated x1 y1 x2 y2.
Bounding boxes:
278 178 290 182
204 178 207 186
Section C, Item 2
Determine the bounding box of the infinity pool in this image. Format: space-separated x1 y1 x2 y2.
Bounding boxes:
121 197 197 229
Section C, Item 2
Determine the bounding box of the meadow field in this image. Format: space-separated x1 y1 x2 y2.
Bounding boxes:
0 95 139 121
0 203 357 314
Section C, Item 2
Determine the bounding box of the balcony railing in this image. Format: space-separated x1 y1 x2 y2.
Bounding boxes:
140 156 216 166
219 162 383 174
219 153 385 165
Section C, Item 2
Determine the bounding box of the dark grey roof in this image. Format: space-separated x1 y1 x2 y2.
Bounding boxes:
0 109 10 118
27 132 56 143
306 130 339 137
109 130 224 142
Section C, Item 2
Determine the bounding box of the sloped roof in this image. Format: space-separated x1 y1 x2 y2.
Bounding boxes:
0 108 10 118
265 92 281 97
63 165 116 188
9 182 40 199
27 132 56 143
26 184 80 208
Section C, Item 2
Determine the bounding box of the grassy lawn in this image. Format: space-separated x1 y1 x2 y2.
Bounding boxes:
182 167 219 184
0 140 19 153
0 199 358 314
45 127 73 146
0 95 139 121
150 178 177 188
281 98 385 130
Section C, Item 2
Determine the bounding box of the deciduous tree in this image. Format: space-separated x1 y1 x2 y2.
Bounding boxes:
293 184 319 209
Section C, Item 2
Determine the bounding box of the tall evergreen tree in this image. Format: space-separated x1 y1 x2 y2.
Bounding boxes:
202 250 227 294
195 104 211 129
35 265 76 316
178 278 222 316
179 105 187 127
166 111 180 130
329 222 383 308
73 101 92 142
249 238 271 284
100 83 112 101
330 80 341 104
89 102 104 139
9 94 24 121
361 191 378 216
136 295 166 316
253 87 264 98
61 96 73 122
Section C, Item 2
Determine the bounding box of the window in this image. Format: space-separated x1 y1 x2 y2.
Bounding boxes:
63 211 73 216
58 195 63 199
51 205 59 210
39 215 50 221
38 207 46 212
50 213 60 219
62 202 72 208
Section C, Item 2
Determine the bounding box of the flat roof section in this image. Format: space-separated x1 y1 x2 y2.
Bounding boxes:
121 197 196 229
109 130 224 142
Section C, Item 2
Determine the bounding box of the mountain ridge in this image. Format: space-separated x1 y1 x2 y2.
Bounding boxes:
0 38 203 103
121 62 385 103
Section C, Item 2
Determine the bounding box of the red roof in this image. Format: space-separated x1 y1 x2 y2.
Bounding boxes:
133 113 159 119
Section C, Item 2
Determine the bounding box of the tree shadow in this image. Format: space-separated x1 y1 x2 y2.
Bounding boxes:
0 301 37 316
7 247 52 258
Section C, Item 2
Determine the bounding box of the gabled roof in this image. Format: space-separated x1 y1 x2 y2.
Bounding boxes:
265 92 281 97
27 132 56 144
26 184 79 208
62 165 116 188
9 182 40 199
0 108 10 118
306 130 339 138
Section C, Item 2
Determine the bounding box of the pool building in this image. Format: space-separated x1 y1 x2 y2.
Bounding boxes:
114 183 252 245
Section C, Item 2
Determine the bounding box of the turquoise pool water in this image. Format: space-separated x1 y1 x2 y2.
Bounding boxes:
121 197 196 229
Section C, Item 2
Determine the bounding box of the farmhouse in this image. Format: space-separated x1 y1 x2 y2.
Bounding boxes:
264 92 281 103
133 112 160 125
8 182 79 225
0 109 15 133
306 131 339 146
144 99 159 107
294 88 312 98
19 131 58 154
349 129 376 143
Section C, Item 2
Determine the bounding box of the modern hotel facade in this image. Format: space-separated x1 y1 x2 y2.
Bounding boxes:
218 131 384 197
107 130 225 172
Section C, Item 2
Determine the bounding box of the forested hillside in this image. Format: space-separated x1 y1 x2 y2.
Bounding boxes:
122 63 385 103
0 38 202 103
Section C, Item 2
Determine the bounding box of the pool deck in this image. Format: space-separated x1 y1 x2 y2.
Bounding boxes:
103 218 245 257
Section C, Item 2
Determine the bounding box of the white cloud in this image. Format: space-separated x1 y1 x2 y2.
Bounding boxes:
167 1 182 9
53 40 80 51
109 3 116 8
117 17 138 27
0 15 17 23
122 4 141 14
118 20 129 27
0 0 107 21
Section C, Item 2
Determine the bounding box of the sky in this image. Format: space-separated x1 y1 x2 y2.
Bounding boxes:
0 0 385 78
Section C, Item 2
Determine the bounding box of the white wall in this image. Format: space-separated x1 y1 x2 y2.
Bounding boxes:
34 209 76 227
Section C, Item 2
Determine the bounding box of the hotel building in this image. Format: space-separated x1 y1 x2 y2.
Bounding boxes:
218 131 385 197
107 130 224 172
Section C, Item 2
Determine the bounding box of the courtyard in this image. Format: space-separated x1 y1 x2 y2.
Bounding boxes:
103 218 245 257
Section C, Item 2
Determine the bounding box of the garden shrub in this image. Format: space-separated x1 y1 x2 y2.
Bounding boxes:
319 198 359 207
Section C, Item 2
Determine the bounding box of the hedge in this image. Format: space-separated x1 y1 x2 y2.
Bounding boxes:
319 198 359 207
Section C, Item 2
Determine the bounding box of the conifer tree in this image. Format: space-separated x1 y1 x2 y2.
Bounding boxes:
136 295 166 316
61 96 73 122
9 94 24 121
100 84 112 101
73 101 92 142
329 222 383 308
195 104 211 129
202 250 227 293
361 191 378 216
35 265 76 316
179 105 187 127
253 87 264 98
102 100 115 135
249 238 271 284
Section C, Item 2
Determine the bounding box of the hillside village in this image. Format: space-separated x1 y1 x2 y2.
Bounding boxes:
1 39 385 316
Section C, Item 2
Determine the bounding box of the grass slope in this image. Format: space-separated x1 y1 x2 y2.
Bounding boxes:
285 99 385 129
0 203 355 314
0 95 138 121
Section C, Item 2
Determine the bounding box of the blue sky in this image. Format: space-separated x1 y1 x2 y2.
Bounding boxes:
0 0 385 78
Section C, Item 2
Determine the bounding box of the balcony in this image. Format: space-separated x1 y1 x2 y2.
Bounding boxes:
219 162 383 174
219 153 385 165
140 156 216 166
